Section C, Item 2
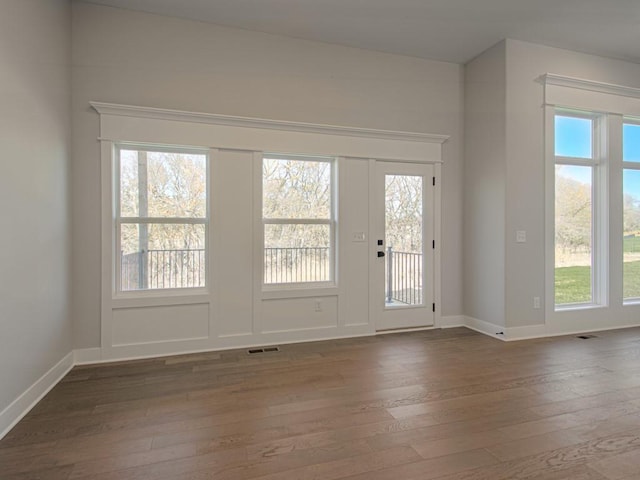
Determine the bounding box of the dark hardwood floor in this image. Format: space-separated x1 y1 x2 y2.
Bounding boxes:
3 327 640 479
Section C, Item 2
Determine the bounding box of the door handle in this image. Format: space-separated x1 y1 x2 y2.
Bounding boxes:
377 251 385 257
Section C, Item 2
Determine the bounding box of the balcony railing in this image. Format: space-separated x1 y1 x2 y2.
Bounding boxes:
121 247 422 303
386 247 423 305
121 249 206 291
264 247 330 284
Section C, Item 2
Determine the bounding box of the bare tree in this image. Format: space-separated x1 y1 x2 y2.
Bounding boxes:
385 175 422 253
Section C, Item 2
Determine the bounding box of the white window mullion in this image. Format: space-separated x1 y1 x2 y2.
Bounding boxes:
594 115 609 306
554 156 599 167
120 217 207 225
263 218 332 225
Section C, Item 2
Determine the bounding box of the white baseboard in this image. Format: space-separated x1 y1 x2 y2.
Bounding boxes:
376 326 436 335
508 323 640 342
439 315 466 328
0 351 74 440
463 316 508 341
462 316 547 342
458 318 640 342
74 327 376 365
74 347 103 365
504 323 548 341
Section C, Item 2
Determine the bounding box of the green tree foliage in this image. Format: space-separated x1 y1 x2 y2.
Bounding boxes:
555 167 591 253
624 192 640 235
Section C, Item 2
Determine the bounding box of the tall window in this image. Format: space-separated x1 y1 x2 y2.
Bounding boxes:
623 120 640 300
554 113 603 307
262 155 334 285
116 146 208 292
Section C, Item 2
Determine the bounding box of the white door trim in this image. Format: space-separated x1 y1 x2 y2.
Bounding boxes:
370 161 440 331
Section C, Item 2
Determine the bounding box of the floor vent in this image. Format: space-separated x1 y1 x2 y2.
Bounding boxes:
577 335 597 339
247 346 280 355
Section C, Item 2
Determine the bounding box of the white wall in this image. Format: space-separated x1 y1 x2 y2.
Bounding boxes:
463 38 640 335
71 2 464 349
0 0 72 415
463 41 507 327
504 39 640 331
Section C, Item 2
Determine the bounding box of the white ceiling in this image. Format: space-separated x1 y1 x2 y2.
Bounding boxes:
81 0 640 64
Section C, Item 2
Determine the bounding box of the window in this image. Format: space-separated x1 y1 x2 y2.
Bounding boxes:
262 155 334 285
116 146 208 292
554 113 604 307
623 120 640 300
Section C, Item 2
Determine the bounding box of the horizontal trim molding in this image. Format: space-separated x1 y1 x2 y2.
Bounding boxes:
90 102 449 145
540 73 640 100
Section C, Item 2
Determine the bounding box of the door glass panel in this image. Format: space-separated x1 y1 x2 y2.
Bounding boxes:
385 175 423 307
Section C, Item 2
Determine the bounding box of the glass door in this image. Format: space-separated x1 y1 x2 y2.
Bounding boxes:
373 162 434 330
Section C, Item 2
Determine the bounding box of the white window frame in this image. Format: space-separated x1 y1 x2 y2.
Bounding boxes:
261 153 337 290
552 109 608 310
623 117 640 303
113 143 210 296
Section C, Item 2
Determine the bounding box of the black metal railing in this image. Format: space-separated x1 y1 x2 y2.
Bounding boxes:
121 249 206 290
264 247 330 284
386 247 423 305
121 246 422 300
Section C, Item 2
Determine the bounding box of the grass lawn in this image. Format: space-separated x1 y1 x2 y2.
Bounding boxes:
624 236 640 253
555 265 592 304
555 260 640 304
623 261 640 299
555 237 640 304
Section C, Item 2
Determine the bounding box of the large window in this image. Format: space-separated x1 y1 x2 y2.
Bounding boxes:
116 146 208 292
623 120 640 300
262 155 335 285
554 113 603 307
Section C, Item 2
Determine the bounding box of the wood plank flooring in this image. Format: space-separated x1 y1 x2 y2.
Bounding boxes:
3 327 640 479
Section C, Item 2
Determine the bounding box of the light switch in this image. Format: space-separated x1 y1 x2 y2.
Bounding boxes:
516 230 526 243
352 232 366 242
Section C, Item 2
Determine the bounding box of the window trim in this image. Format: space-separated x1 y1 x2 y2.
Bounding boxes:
552 109 608 310
622 118 640 303
261 153 337 289
623 118 640 167
113 143 210 297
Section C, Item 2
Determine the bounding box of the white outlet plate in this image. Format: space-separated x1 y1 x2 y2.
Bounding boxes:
516 230 527 243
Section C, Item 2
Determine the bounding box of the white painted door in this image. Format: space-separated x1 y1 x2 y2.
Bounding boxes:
372 162 434 331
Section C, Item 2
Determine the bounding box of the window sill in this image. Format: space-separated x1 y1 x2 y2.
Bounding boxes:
554 303 606 312
262 285 338 300
112 288 209 309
